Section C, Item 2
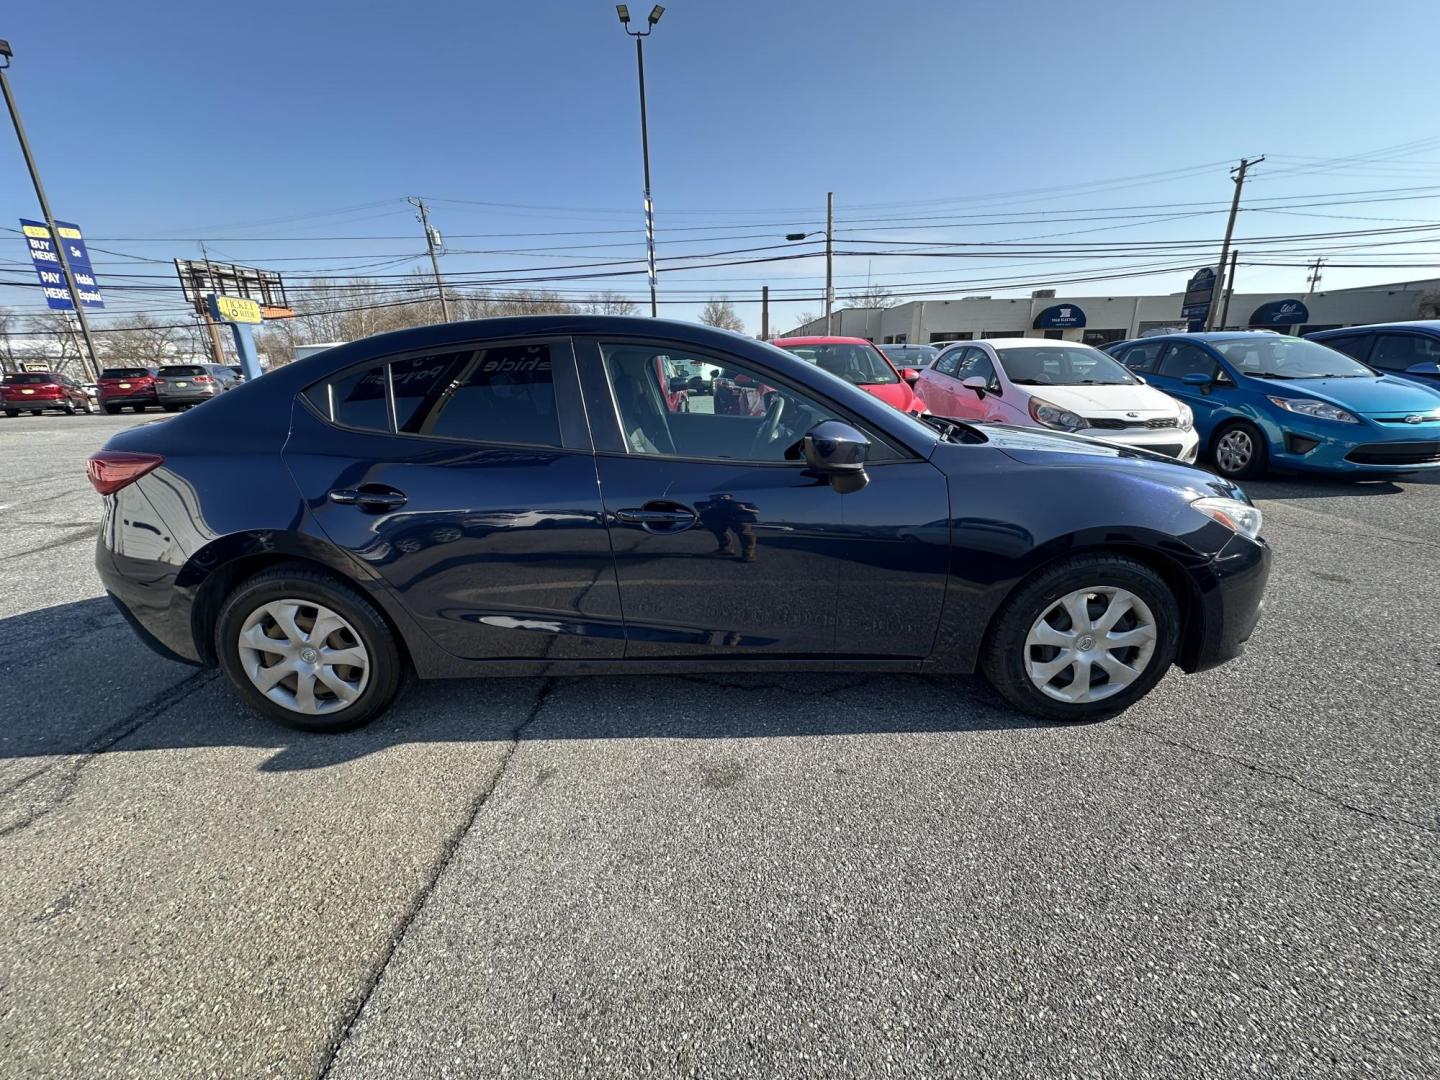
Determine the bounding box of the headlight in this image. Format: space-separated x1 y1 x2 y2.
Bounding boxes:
1176 402 1194 432
1191 496 1263 541
1267 396 1359 423
1029 396 1086 432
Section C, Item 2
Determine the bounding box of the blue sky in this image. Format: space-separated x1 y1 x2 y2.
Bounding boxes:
4 0 1440 335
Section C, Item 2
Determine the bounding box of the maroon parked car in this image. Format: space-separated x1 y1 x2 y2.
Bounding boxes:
97 367 161 413
1 370 95 416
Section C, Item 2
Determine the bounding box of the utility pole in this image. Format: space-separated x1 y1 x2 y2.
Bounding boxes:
616 6 665 317
1306 256 1325 297
761 285 769 340
198 241 228 366
1219 249 1239 329
1204 156 1262 331
409 197 450 321
0 40 100 381
824 191 834 334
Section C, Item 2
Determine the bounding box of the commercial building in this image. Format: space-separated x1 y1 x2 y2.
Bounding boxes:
783 276 1440 347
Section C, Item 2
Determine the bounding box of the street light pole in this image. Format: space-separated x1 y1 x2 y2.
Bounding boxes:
617 5 665 317
0 40 101 381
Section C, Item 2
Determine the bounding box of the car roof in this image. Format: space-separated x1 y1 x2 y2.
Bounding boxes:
770 335 876 346
965 337 1088 348
1309 320 1440 335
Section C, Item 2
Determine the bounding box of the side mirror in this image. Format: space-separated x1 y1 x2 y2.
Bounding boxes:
1181 371 1214 387
1405 360 1440 375
668 376 690 393
901 367 921 384
1133 375 1147 385
961 375 988 398
802 420 870 479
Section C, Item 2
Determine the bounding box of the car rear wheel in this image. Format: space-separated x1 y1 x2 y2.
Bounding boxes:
104 404 121 414
1212 421 1267 479
163 403 180 412
980 555 1180 722
4 409 18 418
216 566 404 733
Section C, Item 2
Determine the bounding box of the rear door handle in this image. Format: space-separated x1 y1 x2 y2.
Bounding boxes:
329 486 408 512
616 501 697 532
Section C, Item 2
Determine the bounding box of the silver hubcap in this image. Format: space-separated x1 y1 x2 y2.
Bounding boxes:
1216 429 1253 473
1024 587 1158 704
237 599 369 715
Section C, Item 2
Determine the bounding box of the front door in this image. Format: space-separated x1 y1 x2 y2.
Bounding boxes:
1148 340 1235 430
285 336 625 662
578 338 949 659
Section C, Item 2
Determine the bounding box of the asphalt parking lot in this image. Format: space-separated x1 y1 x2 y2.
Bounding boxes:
1 411 1436 1080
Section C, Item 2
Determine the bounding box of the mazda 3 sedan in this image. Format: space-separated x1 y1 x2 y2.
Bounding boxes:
90 316 1270 732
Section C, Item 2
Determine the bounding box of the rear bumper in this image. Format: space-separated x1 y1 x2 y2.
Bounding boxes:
100 394 159 407
1178 533 1271 674
156 388 220 404
3 398 65 411
106 590 202 667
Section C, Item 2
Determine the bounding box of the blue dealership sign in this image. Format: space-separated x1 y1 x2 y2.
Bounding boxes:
19 218 105 310
1249 298 1309 327
1181 267 1216 330
1033 303 1086 329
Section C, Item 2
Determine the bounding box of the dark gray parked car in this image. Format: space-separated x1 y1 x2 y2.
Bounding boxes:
155 364 241 410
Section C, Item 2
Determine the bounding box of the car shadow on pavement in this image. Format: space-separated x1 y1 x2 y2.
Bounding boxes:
1242 470 1439 501
0 597 1050 775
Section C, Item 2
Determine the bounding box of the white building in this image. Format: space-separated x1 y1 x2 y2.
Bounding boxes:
783 277 1440 347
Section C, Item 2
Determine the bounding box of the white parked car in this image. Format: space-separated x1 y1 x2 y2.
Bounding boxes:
914 338 1200 462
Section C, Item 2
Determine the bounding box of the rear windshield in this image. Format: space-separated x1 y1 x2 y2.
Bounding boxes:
3 373 53 384
101 368 149 378
160 365 208 376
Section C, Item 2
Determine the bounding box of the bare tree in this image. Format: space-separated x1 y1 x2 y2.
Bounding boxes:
27 312 83 376
582 291 638 315
699 298 745 333
0 306 22 372
100 314 191 369
844 282 898 309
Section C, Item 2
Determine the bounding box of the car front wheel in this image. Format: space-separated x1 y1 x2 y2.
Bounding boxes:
215 566 405 732
980 555 1180 722
1212 421 1267 479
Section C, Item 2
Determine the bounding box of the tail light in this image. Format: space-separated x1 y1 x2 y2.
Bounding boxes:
87 450 164 495
194 375 214 383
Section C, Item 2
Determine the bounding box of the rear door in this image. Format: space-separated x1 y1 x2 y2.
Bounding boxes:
578 337 949 659
915 347 965 417
285 336 625 662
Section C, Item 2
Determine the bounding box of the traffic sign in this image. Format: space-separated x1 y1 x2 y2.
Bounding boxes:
19 218 104 310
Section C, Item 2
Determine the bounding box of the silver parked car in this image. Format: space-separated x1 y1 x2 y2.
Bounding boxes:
155 364 240 410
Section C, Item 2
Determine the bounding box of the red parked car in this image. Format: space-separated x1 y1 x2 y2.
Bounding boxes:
97 367 161 413
770 336 927 416
1 370 95 416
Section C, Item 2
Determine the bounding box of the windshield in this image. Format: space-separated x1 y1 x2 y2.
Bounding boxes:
994 345 1137 386
4 372 55 384
776 342 900 385
1213 337 1374 379
881 345 938 368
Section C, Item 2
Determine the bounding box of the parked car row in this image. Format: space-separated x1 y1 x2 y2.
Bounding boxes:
847 321 1440 480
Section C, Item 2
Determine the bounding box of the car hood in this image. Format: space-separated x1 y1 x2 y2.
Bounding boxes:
934 422 1244 498
861 380 921 413
1023 381 1179 416
1257 374 1440 414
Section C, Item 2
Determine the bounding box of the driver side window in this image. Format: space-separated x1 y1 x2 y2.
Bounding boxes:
598 343 846 463
955 348 1001 392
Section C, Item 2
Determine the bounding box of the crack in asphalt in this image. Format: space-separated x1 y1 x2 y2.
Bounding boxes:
0 525 98 564
1112 720 1437 835
315 676 558 1080
0 669 218 839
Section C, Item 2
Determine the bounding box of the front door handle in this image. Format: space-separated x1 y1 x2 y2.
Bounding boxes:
615 501 697 533
329 485 408 512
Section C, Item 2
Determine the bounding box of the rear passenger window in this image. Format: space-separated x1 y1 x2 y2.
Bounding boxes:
1117 341 1163 373
327 365 390 431
1321 334 1372 362
305 341 563 447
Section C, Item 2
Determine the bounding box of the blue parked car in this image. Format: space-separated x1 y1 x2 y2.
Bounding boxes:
1304 321 1440 392
1108 332 1440 479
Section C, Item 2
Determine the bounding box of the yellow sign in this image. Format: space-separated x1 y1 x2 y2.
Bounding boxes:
210 294 262 324
19 223 81 240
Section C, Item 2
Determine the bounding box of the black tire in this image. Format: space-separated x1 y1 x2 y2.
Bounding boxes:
1210 420 1268 480
104 404 121 414
4 409 18 418
980 554 1181 723
163 403 180 412
215 565 405 733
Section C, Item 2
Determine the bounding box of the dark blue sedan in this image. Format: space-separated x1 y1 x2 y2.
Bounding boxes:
1306 321 1440 391
89 316 1270 731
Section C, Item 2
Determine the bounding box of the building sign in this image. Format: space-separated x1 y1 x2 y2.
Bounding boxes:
208 293 263 324
1249 298 1309 327
1180 267 1215 328
20 218 105 310
1033 304 1086 329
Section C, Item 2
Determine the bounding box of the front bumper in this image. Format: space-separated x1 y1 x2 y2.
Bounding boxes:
1179 532 1271 673
1091 425 1201 463
1268 417 1440 474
